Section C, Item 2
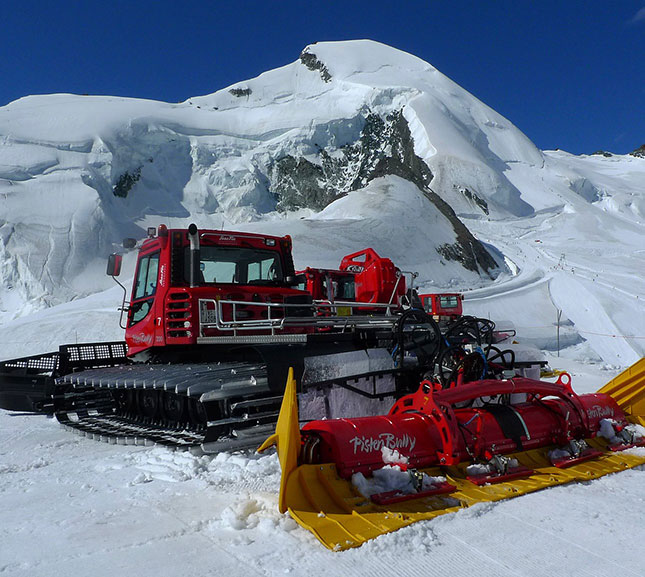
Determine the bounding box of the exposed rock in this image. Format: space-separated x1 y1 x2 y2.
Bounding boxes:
630 144 645 158
425 189 497 275
592 150 613 157
272 110 434 209
299 49 332 83
271 108 498 277
229 87 252 97
113 168 141 198
456 186 489 215
270 157 335 212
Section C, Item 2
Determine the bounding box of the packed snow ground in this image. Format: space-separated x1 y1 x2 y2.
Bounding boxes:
2 400 645 576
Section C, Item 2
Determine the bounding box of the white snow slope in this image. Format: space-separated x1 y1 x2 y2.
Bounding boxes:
1 40 644 575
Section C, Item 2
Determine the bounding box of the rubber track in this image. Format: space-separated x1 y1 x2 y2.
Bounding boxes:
54 361 278 451
58 414 277 453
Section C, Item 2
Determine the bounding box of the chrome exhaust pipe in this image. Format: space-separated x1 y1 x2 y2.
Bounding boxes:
187 223 200 287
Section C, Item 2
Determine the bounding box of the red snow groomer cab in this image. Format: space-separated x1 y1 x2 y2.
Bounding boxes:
108 224 312 358
296 248 407 315
418 292 463 323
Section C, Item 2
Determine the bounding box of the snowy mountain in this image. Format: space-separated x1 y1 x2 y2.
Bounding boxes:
2 40 645 576
1 39 644 365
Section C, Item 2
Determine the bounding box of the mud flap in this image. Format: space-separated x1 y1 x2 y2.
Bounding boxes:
263 359 645 551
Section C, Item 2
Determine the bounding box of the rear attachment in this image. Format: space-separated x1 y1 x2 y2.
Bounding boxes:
260 359 645 551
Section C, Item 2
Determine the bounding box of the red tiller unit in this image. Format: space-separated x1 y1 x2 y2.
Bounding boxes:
296 248 407 313
301 375 625 479
339 248 406 306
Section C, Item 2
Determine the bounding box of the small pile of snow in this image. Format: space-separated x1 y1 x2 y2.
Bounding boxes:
352 465 446 499
381 446 409 466
599 418 620 442
352 445 445 498
548 448 574 461
548 439 590 461
627 424 645 439
598 418 645 445
128 447 211 483
219 497 266 531
216 494 298 535
465 463 491 476
465 458 519 476
123 447 282 490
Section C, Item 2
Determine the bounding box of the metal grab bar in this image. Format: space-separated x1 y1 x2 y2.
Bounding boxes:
198 298 403 336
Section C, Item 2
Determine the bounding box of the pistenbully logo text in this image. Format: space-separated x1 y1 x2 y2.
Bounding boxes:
349 433 416 454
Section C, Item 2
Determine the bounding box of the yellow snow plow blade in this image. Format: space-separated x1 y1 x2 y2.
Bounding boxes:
257 367 301 513
597 357 645 426
261 360 645 551
282 447 645 551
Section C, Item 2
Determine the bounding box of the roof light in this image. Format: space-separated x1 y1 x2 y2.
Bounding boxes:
265 238 276 246
147 227 156 238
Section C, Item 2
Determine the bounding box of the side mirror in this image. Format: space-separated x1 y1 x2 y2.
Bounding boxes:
107 253 122 277
285 275 297 286
123 238 137 249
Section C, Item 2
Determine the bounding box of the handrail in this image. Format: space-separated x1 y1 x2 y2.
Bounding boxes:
198 298 403 336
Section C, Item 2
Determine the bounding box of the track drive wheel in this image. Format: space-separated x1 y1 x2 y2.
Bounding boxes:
112 389 137 413
187 397 208 427
138 389 161 419
160 393 187 424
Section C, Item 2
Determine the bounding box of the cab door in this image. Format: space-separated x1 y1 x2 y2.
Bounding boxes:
126 250 161 353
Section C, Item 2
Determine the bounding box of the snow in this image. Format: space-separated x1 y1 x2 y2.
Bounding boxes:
1 39 645 573
598 419 645 445
5 40 644 319
351 466 447 499
349 445 447 499
2 412 645 576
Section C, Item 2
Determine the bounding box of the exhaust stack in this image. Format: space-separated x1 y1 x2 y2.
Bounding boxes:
187 223 200 288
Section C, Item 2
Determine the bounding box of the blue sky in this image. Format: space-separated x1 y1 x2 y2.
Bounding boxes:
1 1 643 155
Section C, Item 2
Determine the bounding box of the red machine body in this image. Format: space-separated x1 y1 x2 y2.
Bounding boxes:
418 292 463 322
301 376 625 479
340 249 406 306
296 248 407 312
296 268 357 303
123 225 310 357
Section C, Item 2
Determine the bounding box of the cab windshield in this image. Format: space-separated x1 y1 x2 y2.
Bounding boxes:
186 246 284 285
439 295 460 309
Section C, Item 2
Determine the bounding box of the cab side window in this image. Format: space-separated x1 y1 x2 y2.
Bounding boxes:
130 252 160 326
134 252 159 300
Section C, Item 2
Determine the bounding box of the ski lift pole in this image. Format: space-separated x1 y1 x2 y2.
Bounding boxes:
556 308 562 357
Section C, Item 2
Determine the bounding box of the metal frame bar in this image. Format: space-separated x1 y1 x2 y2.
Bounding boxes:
198 298 402 336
